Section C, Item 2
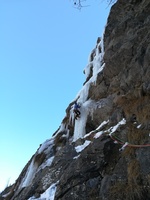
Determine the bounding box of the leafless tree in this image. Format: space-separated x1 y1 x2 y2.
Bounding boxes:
73 0 88 9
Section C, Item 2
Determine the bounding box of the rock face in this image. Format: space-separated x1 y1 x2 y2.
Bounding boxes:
1 0 150 199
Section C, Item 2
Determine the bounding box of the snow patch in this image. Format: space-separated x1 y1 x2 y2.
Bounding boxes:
96 120 109 130
75 140 91 153
119 142 129 151
73 155 80 159
109 118 126 136
94 131 103 139
137 124 142 129
84 120 109 138
38 156 54 172
28 182 58 200
2 192 11 198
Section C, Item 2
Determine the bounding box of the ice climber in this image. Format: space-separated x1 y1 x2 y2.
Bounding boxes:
73 102 81 120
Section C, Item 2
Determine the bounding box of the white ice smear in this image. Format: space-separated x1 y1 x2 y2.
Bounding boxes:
75 140 91 153
53 123 66 137
84 35 105 84
20 160 38 188
38 156 54 172
28 182 58 200
38 138 54 154
19 137 55 189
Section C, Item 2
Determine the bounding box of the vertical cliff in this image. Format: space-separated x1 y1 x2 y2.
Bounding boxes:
1 0 150 199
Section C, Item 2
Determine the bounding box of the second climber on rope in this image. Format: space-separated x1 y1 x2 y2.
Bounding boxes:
73 102 81 120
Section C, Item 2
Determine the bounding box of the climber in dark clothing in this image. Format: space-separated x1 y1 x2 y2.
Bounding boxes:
73 102 81 120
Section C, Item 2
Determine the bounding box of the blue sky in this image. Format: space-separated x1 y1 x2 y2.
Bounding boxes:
0 0 110 191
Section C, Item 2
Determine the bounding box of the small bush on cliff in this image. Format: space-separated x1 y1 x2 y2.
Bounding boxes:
110 159 145 200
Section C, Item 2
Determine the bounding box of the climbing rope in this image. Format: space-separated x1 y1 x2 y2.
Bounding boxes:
109 134 150 148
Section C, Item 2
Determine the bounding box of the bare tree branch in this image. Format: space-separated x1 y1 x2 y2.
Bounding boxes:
73 0 89 10
72 0 117 10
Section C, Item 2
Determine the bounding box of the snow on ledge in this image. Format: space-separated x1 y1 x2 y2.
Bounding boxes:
75 140 91 153
94 131 103 139
109 118 126 136
84 120 109 139
96 120 109 130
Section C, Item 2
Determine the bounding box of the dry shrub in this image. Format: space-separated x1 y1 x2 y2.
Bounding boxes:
125 184 144 200
110 182 127 200
110 181 144 200
126 159 144 200
127 124 148 145
110 159 145 200
116 95 149 123
127 159 140 184
122 146 136 158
